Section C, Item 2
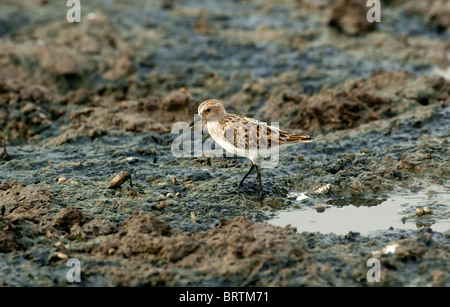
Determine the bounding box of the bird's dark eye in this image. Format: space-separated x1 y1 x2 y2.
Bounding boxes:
206 108 211 112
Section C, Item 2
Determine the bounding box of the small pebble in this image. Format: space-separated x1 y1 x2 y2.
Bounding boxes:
350 180 363 193
54 252 68 260
314 184 331 194
416 208 424 216
190 211 197 223
56 177 66 182
423 207 432 215
120 157 138 164
156 201 166 210
68 178 79 185
315 205 325 213
107 171 131 189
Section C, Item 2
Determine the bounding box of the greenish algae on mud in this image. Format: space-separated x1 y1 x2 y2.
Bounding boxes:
0 0 449 286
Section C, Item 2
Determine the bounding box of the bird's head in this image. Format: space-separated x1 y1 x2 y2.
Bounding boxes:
190 99 226 128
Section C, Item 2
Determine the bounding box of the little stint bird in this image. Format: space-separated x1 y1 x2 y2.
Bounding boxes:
190 99 313 200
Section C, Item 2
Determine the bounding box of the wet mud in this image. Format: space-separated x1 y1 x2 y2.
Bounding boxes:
0 0 449 286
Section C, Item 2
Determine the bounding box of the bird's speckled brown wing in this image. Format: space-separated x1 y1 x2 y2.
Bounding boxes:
220 114 313 150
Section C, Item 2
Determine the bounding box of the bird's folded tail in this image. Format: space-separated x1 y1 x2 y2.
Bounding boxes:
284 133 314 143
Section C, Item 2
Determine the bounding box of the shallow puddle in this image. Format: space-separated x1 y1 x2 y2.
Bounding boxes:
269 188 450 235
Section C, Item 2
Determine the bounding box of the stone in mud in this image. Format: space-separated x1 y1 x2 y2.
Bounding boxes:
416 208 424 216
423 207 432 215
350 179 363 193
107 171 132 189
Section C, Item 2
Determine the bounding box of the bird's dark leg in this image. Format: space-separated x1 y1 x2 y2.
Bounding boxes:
237 163 255 187
255 164 264 201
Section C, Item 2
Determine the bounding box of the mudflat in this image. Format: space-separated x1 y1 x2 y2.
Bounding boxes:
0 0 448 286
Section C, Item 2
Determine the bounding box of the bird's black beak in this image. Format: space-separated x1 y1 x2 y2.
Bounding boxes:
189 116 202 129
